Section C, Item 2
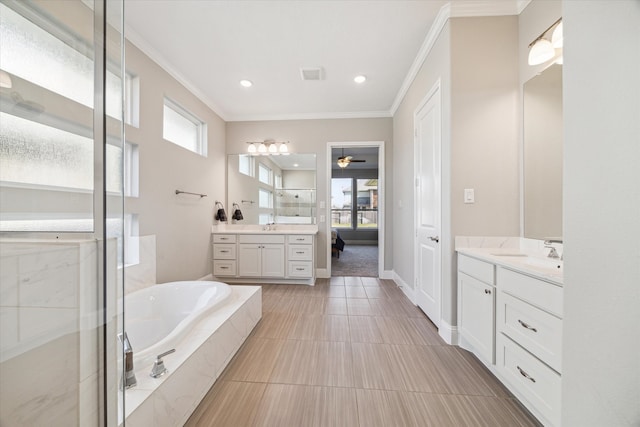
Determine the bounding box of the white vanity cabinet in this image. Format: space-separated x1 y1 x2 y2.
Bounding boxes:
212 231 315 284
457 255 496 364
495 267 563 427
238 235 286 278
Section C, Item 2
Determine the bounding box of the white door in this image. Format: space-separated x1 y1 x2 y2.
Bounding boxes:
415 84 442 327
261 244 285 277
238 244 261 277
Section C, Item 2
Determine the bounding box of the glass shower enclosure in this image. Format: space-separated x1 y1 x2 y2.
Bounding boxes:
0 0 125 424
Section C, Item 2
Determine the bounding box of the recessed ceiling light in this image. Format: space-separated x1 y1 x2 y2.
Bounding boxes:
293 163 299 167
240 79 253 88
354 75 366 84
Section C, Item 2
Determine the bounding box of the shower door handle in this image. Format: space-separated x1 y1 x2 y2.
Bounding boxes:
428 236 439 243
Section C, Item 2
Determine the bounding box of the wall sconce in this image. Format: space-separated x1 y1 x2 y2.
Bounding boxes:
528 18 562 66
246 140 290 156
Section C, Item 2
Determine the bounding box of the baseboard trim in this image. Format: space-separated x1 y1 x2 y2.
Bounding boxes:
439 320 458 345
316 268 330 279
392 271 416 304
380 269 394 280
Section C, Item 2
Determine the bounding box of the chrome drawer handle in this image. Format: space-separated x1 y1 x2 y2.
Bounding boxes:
296 268 305 271
296 238 305 241
484 289 491 294
220 266 229 270
517 366 536 383
220 250 229 253
518 319 538 333
220 238 228 240
296 251 305 254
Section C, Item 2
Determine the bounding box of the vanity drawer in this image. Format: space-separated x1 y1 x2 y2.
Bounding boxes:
288 245 312 261
213 260 236 276
288 261 313 278
239 234 285 244
498 292 562 372
497 334 561 427
458 254 494 285
213 244 236 260
288 235 313 244
498 267 563 317
213 234 236 243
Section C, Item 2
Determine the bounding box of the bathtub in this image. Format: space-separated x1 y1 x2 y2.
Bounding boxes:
124 281 232 368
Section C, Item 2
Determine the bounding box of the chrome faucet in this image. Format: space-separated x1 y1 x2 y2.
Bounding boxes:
544 238 563 260
150 349 176 378
118 332 137 390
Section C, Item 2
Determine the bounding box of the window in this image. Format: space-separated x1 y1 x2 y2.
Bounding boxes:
238 154 254 177
275 174 282 189
0 3 136 124
163 98 207 156
259 188 273 209
258 163 272 185
331 177 378 230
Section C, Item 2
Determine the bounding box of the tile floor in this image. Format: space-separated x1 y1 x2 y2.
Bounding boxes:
186 277 540 427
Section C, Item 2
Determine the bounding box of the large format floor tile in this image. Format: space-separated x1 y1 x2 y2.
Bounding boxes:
187 277 541 427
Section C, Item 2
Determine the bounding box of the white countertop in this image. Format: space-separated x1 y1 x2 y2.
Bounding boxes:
211 224 319 235
457 247 564 285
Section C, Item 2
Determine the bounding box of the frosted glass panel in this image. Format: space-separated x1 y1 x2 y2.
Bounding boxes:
163 103 200 153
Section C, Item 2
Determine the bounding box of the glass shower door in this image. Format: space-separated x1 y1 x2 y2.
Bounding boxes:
0 0 125 425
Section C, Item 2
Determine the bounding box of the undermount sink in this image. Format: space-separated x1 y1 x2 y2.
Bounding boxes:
491 253 563 272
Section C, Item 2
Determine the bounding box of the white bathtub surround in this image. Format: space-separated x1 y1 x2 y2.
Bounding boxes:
122 285 261 427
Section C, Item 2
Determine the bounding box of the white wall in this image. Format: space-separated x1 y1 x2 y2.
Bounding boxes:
124 42 226 283
562 1 640 425
226 118 393 271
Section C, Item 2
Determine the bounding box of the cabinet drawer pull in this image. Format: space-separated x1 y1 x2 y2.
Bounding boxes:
220 237 228 240
296 251 305 254
220 266 229 270
296 268 305 271
220 250 229 253
518 319 538 333
296 238 305 241
516 366 536 383
484 289 491 294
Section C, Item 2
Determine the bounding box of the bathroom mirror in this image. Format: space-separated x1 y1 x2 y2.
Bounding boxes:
523 64 563 239
227 153 317 224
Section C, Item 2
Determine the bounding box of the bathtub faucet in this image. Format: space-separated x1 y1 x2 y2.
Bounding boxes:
118 332 137 390
150 348 176 378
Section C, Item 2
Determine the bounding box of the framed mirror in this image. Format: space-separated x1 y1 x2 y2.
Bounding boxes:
523 64 563 239
227 153 317 224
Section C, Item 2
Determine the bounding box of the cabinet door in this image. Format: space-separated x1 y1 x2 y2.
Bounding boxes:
238 244 261 277
459 272 495 363
261 244 285 277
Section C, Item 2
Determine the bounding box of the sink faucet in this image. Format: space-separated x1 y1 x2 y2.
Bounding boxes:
118 332 137 390
544 238 562 260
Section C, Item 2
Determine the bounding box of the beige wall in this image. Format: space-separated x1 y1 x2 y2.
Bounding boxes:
124 42 226 283
392 16 519 327
226 118 393 271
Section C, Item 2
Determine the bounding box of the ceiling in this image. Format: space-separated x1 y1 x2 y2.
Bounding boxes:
125 1 524 122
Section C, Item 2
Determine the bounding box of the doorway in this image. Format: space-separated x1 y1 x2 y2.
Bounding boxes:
326 142 385 278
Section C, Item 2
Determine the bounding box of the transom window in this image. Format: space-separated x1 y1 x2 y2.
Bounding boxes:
163 98 207 156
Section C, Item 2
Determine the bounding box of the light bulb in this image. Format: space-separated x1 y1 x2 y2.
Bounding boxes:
247 143 257 153
528 38 555 65
258 143 267 153
268 143 277 153
279 143 288 154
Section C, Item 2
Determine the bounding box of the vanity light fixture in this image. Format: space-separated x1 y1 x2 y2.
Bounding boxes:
354 75 367 84
240 79 253 88
528 18 562 66
246 140 290 156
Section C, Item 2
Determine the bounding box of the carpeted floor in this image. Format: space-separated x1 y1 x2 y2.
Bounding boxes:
331 244 379 277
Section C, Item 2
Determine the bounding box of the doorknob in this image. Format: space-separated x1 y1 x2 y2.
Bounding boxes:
428 236 439 243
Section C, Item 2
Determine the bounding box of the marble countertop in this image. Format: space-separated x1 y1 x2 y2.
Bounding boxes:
211 224 319 235
457 247 563 285
454 236 563 285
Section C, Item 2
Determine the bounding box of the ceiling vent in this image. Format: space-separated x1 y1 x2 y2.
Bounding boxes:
300 67 324 81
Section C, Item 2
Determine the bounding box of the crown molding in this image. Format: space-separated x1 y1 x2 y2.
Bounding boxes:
226 110 392 123
124 25 230 122
390 0 523 116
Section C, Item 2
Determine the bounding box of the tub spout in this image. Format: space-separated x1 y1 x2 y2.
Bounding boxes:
118 332 137 390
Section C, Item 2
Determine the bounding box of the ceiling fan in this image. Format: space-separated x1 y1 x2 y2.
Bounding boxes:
337 148 366 168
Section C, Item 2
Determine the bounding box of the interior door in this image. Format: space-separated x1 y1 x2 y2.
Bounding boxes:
415 84 442 327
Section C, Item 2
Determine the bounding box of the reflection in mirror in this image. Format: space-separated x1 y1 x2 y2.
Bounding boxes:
227 154 316 224
523 64 562 239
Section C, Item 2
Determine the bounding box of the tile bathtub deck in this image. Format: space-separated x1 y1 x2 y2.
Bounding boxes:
186 277 541 427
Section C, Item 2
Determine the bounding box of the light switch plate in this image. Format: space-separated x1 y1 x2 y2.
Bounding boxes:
464 188 475 204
